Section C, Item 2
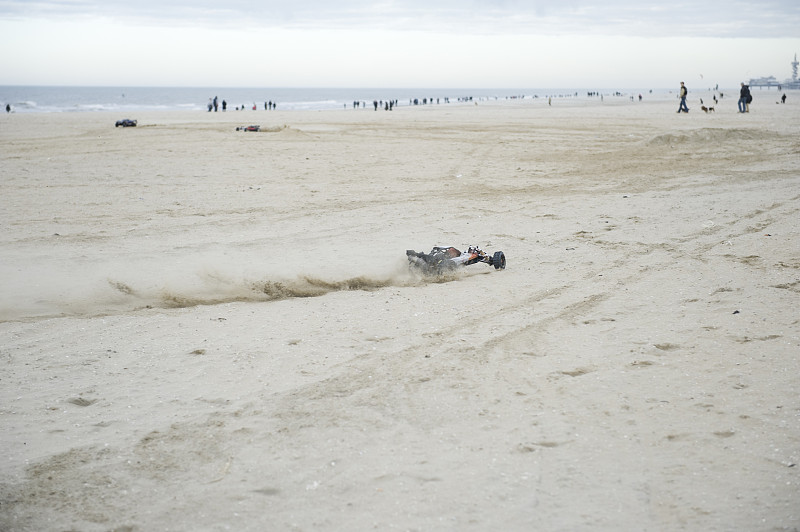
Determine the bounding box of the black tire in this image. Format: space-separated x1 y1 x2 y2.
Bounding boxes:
493 251 506 270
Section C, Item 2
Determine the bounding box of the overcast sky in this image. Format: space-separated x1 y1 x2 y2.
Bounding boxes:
1 0 798 88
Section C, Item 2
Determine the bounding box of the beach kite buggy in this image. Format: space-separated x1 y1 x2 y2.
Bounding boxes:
406 245 506 275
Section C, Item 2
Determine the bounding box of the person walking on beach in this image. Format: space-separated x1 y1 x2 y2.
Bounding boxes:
738 83 750 113
677 81 689 113
5 104 9 113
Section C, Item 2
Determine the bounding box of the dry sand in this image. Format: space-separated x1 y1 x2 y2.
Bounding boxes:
1 91 799 531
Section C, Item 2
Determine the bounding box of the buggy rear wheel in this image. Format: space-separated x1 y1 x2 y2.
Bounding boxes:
492 251 506 270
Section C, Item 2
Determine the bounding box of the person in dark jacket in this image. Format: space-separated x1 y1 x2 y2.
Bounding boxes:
738 83 751 113
677 82 689 113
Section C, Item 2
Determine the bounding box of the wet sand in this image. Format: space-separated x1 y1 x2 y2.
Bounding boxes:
1 92 799 531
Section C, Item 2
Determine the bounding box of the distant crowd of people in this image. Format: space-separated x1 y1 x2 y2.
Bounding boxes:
203 94 530 113
207 96 279 112
199 87 789 115
348 97 452 110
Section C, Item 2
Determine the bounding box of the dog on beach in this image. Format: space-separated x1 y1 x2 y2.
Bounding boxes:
701 105 715 113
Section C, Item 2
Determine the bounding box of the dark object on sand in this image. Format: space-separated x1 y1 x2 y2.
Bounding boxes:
115 119 137 127
406 245 506 275
236 125 260 132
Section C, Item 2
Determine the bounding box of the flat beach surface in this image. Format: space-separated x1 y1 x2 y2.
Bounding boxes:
1 93 799 531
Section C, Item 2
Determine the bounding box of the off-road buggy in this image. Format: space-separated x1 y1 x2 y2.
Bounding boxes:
406 246 506 275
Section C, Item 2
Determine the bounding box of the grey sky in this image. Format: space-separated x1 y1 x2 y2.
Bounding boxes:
1 1 799 87
4 0 799 37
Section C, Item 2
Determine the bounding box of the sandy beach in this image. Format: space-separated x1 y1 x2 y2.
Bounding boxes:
1 91 799 531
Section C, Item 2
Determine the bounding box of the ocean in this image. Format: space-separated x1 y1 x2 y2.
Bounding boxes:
0 86 650 113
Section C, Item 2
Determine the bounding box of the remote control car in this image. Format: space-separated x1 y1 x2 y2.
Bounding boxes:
115 119 137 127
406 246 506 275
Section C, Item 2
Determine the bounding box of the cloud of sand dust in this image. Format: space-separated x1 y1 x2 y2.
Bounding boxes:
0 252 466 322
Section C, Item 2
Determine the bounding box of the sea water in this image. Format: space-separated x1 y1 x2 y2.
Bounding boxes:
0 86 661 113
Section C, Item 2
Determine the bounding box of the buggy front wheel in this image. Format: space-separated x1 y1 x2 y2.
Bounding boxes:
492 251 506 270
